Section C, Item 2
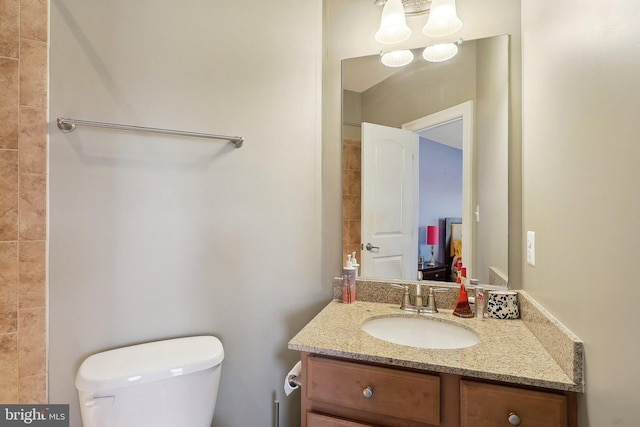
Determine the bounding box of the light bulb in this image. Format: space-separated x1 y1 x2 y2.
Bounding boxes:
422 0 462 38
375 0 412 44
381 50 415 67
422 43 458 62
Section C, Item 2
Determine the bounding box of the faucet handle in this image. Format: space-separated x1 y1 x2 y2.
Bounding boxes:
420 287 449 314
389 283 413 311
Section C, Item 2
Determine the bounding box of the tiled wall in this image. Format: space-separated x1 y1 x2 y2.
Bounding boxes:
342 138 361 263
0 0 48 403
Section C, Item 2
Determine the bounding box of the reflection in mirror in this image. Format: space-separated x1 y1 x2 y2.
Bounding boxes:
342 34 509 287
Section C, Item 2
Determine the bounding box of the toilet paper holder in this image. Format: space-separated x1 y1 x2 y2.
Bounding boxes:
287 372 301 388
284 361 303 396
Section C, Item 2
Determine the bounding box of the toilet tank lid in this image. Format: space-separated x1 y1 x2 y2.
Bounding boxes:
75 336 224 392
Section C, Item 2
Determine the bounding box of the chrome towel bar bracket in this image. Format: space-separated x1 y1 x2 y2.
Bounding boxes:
56 117 244 148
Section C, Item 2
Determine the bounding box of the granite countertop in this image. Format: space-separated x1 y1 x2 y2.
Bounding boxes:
288 299 583 393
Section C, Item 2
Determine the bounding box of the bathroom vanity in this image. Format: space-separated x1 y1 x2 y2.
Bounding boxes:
288 280 584 427
302 353 575 427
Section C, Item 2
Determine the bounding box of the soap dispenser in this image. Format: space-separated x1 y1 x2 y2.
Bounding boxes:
342 254 356 303
351 251 360 278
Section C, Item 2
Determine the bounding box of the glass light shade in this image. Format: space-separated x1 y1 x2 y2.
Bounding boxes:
375 0 412 44
422 42 458 62
422 0 462 38
381 50 415 67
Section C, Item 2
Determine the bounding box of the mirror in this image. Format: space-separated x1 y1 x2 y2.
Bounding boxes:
342 34 509 286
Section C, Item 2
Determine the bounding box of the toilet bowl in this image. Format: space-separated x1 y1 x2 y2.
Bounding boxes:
75 335 224 427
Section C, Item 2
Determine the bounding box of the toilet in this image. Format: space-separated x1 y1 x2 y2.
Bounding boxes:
75 335 224 427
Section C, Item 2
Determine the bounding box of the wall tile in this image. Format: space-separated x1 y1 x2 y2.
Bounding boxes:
0 58 19 149
18 374 46 404
1 0 48 405
342 169 361 198
0 0 19 58
343 138 363 262
0 333 18 403
0 242 17 334
0 150 19 241
343 139 361 171
19 106 48 175
21 0 48 43
20 39 48 108
19 174 46 241
18 308 46 377
19 242 46 309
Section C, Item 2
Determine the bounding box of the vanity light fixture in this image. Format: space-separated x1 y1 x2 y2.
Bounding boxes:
375 0 412 44
422 0 462 37
375 0 462 39
374 0 432 16
422 40 459 62
380 49 415 67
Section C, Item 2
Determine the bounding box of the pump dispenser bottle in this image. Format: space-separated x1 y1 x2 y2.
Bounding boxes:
342 254 356 303
351 251 360 278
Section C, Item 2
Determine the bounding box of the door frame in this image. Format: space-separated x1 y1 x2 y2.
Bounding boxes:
402 101 474 278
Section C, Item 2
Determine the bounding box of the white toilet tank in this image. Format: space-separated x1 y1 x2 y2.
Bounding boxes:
75 336 224 427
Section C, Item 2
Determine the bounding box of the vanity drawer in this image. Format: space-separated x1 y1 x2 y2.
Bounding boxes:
307 356 440 425
460 380 568 427
307 412 378 427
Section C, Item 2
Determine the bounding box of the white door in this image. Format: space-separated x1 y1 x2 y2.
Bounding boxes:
361 123 418 279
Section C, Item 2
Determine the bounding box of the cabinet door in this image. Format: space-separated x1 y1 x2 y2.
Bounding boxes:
307 412 378 427
460 380 568 427
307 356 440 425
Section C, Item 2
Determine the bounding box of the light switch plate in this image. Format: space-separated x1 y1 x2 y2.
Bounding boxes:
526 231 536 267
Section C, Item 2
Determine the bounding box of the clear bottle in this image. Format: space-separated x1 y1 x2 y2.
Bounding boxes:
474 284 484 319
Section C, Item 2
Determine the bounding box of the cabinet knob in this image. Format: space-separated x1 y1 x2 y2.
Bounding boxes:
362 386 373 399
508 412 521 426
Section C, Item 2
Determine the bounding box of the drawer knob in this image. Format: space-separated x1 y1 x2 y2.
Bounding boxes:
362 386 373 399
508 413 521 426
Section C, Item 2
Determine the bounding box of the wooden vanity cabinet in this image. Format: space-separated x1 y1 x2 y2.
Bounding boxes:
301 353 577 427
460 380 576 427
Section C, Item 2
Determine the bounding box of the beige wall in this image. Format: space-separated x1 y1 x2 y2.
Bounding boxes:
475 35 509 284
361 43 476 127
49 1 325 426
0 0 48 404
522 1 640 424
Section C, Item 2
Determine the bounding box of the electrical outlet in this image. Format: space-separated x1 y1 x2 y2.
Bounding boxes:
526 231 536 267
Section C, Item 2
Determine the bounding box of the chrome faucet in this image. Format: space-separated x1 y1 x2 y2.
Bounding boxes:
389 281 448 314
417 285 449 314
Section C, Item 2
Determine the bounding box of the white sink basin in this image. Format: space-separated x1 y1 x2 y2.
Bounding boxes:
361 316 480 349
